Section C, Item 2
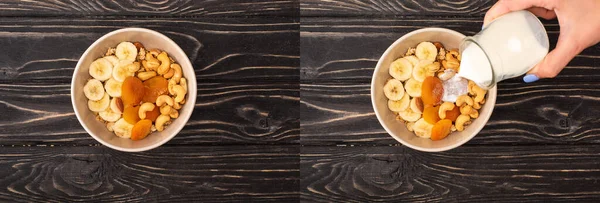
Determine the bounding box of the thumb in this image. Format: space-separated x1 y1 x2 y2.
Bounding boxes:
525 36 581 81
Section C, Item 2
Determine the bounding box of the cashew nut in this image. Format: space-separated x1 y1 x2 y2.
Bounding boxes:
473 86 487 103
137 71 157 81
180 78 187 93
173 85 186 103
438 69 456 81
157 52 171 75
126 62 141 72
143 57 160 71
468 80 476 95
460 105 473 115
455 114 471 132
456 95 474 107
169 109 179 118
438 102 455 119
446 50 459 61
160 105 172 115
149 49 161 57
173 101 182 110
473 101 482 110
442 59 460 71
163 68 175 79
451 125 457 132
171 63 182 83
469 109 479 118
155 114 171 132
168 79 177 95
156 95 174 107
138 102 155 119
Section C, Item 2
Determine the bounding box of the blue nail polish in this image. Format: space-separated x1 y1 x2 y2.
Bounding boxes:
523 74 539 83
482 25 485 30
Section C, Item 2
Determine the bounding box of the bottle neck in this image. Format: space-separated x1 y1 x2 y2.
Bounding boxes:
459 37 496 90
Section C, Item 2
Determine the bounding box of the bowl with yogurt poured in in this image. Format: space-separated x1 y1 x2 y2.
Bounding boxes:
371 28 497 152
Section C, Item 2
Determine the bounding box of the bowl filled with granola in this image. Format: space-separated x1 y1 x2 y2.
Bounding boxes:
371 28 497 152
71 28 197 152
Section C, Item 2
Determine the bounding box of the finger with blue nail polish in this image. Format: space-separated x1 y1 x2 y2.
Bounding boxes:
523 74 539 83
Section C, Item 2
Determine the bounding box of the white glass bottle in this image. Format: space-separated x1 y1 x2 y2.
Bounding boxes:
457 10 550 89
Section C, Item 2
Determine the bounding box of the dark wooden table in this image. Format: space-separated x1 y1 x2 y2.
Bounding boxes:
3 0 600 202
300 0 600 202
0 1 299 202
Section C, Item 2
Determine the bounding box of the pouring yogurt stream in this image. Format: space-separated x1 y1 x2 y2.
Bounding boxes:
442 10 549 102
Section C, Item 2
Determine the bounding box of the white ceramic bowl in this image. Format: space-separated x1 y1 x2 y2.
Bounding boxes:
71 28 197 152
371 28 497 152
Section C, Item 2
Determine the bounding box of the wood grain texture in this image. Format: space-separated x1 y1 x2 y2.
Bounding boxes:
302 145 600 202
0 0 298 17
0 82 298 145
301 0 494 17
0 145 299 202
301 80 600 145
0 17 298 82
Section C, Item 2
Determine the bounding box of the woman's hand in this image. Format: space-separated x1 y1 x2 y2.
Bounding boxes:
484 0 600 82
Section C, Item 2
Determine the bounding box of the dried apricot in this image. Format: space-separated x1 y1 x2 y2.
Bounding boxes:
431 119 453 141
122 76 145 106
422 76 443 106
131 119 152 141
423 105 440 124
123 105 140 125
444 106 461 122
142 76 168 103
145 106 160 122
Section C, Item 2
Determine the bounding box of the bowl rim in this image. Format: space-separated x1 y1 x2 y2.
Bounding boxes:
71 27 196 152
370 27 496 152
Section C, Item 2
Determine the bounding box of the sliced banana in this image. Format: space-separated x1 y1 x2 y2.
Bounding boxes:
410 97 424 114
104 78 122 98
112 61 135 82
110 97 123 114
383 79 404 101
115 42 138 63
387 93 410 112
99 108 121 122
389 58 412 81
413 118 434 138
104 55 119 66
89 58 113 81
113 118 133 139
404 78 422 97
415 42 438 62
88 92 110 112
398 108 421 122
83 79 105 101
412 60 435 82
405 55 420 66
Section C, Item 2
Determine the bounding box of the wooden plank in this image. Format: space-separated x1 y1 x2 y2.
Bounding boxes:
0 17 299 82
0 0 298 17
299 17 600 82
301 0 494 17
0 81 299 145
301 81 600 145
301 145 600 202
0 145 299 202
